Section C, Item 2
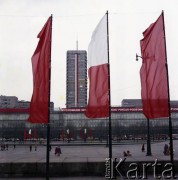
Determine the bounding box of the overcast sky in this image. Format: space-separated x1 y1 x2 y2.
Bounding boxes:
1 0 178 108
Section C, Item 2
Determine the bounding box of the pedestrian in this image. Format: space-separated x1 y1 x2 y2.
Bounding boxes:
127 150 132 156
55 146 61 156
6 144 8 151
142 144 145 152
163 144 169 155
30 144 32 152
123 151 127 157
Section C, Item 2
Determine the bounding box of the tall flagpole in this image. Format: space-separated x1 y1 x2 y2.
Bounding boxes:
46 14 52 180
162 10 174 164
146 118 152 156
106 11 112 177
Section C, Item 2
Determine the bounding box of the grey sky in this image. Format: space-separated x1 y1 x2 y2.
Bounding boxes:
1 0 178 108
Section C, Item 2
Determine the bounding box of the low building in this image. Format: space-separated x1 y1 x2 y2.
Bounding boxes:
0 99 178 141
0 95 54 111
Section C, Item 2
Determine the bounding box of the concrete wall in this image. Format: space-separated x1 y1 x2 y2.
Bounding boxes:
0 162 105 178
0 161 178 178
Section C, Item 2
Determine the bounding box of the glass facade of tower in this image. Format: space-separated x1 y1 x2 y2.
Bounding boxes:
66 50 87 108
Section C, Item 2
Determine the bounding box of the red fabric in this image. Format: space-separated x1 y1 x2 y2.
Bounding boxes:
72 131 75 139
23 128 26 141
140 12 169 119
89 128 92 138
60 129 64 140
80 129 83 139
34 129 37 139
85 63 109 118
28 17 51 123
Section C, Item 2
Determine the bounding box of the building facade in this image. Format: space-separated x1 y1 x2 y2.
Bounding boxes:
1 103 178 141
1 97 178 141
0 95 54 111
0 96 19 108
66 50 87 108
61 107 178 140
121 99 178 108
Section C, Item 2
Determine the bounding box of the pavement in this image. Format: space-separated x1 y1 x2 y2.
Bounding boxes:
0 140 178 163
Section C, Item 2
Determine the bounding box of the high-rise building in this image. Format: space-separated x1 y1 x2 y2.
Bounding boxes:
66 50 87 108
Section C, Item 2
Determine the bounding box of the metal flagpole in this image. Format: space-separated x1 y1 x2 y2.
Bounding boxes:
106 11 112 178
162 10 174 164
146 118 152 156
46 14 53 180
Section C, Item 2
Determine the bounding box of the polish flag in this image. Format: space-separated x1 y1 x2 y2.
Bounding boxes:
85 14 109 118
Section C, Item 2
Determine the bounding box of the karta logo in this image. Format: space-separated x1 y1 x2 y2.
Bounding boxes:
105 158 177 179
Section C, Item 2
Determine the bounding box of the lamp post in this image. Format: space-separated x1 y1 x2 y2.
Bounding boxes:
146 118 152 156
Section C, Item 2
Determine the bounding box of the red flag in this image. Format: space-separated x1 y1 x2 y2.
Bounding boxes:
34 129 37 139
89 128 92 138
23 128 26 141
85 14 109 118
79 129 83 139
60 129 64 140
140 12 169 119
28 17 51 123
72 131 75 139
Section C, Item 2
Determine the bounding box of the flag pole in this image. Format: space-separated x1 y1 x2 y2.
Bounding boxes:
106 11 112 177
146 118 152 156
46 14 52 180
162 10 174 164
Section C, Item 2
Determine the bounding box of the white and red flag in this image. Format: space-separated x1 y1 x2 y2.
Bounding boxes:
85 14 109 118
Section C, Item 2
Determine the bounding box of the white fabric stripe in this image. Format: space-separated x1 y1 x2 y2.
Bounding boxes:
88 14 108 68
